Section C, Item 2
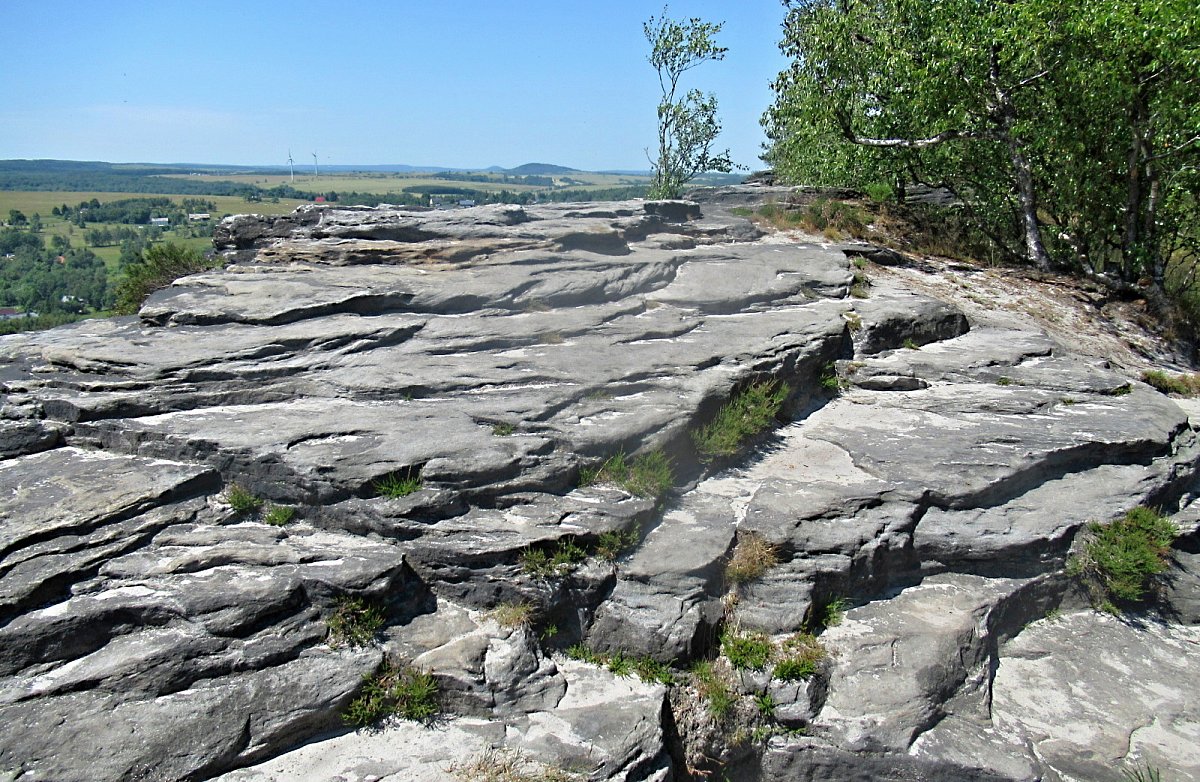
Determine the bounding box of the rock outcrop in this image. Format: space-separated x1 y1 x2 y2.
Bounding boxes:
1 198 1198 782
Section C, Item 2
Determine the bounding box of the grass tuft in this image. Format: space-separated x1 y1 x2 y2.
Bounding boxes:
521 537 587 579
1142 369 1200 396
449 748 582 782
343 660 438 727
773 632 827 681
224 483 263 515
692 380 789 463
374 469 422 498
490 602 537 629
582 450 674 499
725 532 779 585
595 528 639 561
491 422 516 436
722 629 774 670
1069 506 1176 606
263 504 296 526
690 660 736 718
327 595 385 648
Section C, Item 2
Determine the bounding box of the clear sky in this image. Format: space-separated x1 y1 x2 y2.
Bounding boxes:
0 1 790 172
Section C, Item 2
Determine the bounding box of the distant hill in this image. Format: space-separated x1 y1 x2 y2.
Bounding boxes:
506 163 579 176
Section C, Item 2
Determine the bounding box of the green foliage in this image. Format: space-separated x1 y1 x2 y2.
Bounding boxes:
819 362 843 392
1069 507 1177 605
690 660 735 718
902 337 920 350
0 229 108 321
692 380 790 463
343 660 438 727
327 596 385 648
725 532 779 585
563 644 674 685
644 10 734 198
565 643 606 665
263 504 295 526
583 450 674 499
521 537 587 579
722 629 774 671
849 271 871 299
606 651 633 678
224 483 263 515
113 241 214 315
773 632 827 682
374 469 422 498
754 692 777 719
1121 764 1163 782
595 528 639 562
491 422 516 436
1142 370 1200 397
820 597 849 629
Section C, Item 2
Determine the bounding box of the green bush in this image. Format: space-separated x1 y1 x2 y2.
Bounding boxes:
581 450 674 499
722 629 774 670
224 483 263 515
327 595 385 648
343 660 439 726
1142 369 1200 397
374 469 422 498
263 505 295 526
1069 507 1177 605
692 380 789 463
595 528 639 561
113 242 216 315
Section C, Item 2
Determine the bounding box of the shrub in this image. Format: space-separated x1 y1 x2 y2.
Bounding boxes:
1069 507 1177 605
819 597 849 629
582 450 674 499
722 629 774 670
1142 369 1200 397
595 528 638 561
224 483 263 515
113 242 216 315
327 595 385 648
374 469 422 498
726 532 779 585
692 380 789 463
343 660 438 727
263 504 295 526
490 602 537 629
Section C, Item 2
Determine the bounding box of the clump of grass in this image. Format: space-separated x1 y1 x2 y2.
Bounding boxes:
343 660 438 727
491 422 516 436
996 376 1015 386
1068 507 1177 606
691 380 789 463
581 450 674 499
773 632 827 681
819 597 849 629
819 362 844 392
754 692 777 719
725 532 779 585
691 660 736 718
595 528 639 561
374 469 422 498
902 337 920 350
327 595 385 648
849 269 871 298
490 602 537 629
263 504 296 526
225 483 263 515
722 629 774 671
1142 369 1200 396
563 644 674 685
450 748 582 782
1121 764 1163 782
521 537 587 579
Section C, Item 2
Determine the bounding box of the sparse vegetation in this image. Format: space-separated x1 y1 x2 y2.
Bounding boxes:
595 528 639 561
327 595 385 648
849 271 871 299
902 337 920 350
1142 370 1200 397
773 632 827 681
725 532 779 585
343 660 439 727
819 362 843 392
224 483 263 515
690 660 736 718
581 450 674 499
692 380 790 463
449 748 582 782
262 504 295 526
521 537 587 579
721 629 774 671
490 602 537 629
819 597 849 629
374 469 423 498
1068 507 1177 606
491 422 516 436
1121 764 1163 782
563 644 674 685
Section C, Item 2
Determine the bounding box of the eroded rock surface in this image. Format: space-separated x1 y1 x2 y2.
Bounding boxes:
1 199 1198 781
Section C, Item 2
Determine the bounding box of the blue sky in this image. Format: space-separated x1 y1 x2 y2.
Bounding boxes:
0 1 790 171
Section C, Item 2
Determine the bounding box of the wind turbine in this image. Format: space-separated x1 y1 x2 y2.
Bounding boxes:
287 150 294 184
312 152 318 179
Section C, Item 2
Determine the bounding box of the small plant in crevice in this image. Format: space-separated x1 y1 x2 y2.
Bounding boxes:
327 595 386 648
754 692 777 719
819 597 849 629
1068 506 1177 608
263 504 296 526
690 660 736 718
521 537 587 579
342 659 439 727
491 421 516 436
595 528 639 562
374 469 423 498
563 644 675 685
224 483 263 515
819 362 844 393
902 337 920 350
1121 763 1163 782
725 532 779 586
450 748 584 782
996 376 1015 386
773 632 827 681
721 629 774 671
580 449 674 499
1142 369 1200 397
691 380 790 463
490 601 537 629
849 271 871 299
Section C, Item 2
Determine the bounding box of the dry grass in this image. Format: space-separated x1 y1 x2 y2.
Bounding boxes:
725 532 779 585
449 748 581 782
